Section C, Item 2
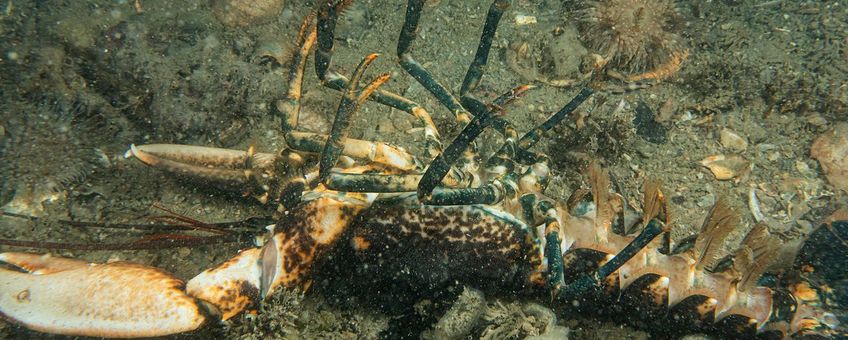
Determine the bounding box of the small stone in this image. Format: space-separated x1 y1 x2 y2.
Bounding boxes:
719 128 747 152
697 194 716 208
805 113 828 127
795 160 813 177
700 154 750 181
377 117 395 134
656 98 676 122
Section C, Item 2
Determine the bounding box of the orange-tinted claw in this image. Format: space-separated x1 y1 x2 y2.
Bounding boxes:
0 252 207 338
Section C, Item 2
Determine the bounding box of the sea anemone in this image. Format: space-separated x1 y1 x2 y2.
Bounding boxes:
578 0 685 77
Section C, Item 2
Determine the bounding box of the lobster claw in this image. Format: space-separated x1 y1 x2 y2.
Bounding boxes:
127 144 288 203
0 252 208 337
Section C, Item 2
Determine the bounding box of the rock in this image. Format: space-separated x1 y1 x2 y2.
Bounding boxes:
719 128 747 152
426 287 485 339
634 101 668 144
210 0 285 28
810 122 848 193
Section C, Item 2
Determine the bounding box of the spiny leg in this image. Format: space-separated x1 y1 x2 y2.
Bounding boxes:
517 194 565 293
556 219 664 302
314 1 447 164
516 88 594 156
279 16 416 172
398 0 473 125
417 84 533 201
318 53 392 182
405 0 542 199
459 0 511 99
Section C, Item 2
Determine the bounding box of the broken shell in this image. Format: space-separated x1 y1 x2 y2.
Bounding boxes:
514 14 538 26
719 128 747 152
210 0 285 28
700 154 750 181
810 122 848 193
255 41 287 66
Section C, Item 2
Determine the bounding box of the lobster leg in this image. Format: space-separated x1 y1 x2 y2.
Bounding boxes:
318 54 392 182
398 0 473 124
0 252 208 337
280 20 417 173
312 4 446 163
556 219 665 303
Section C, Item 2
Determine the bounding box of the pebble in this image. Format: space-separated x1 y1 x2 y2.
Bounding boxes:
697 193 716 208
719 128 747 152
805 113 828 127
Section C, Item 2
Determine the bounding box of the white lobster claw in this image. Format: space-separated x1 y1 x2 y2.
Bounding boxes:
0 252 207 338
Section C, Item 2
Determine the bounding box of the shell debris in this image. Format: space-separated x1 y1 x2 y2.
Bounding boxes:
700 154 750 181
810 122 848 193
719 128 747 152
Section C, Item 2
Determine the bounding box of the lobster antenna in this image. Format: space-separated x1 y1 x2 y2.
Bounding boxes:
694 196 739 270
734 223 782 291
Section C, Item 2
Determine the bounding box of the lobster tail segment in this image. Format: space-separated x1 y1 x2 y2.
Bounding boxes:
559 165 843 337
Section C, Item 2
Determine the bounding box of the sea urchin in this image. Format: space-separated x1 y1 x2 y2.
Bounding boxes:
578 0 686 79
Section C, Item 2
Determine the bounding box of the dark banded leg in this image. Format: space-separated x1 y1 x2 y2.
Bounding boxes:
485 87 594 172
417 84 532 200
315 0 351 83
556 219 664 302
455 0 521 144
518 194 565 295
477 88 592 205
398 0 472 124
459 0 511 98
319 54 392 182
539 200 565 294
279 17 417 172
399 0 527 194
400 1 525 194
314 2 450 173
517 88 594 151
417 107 497 200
